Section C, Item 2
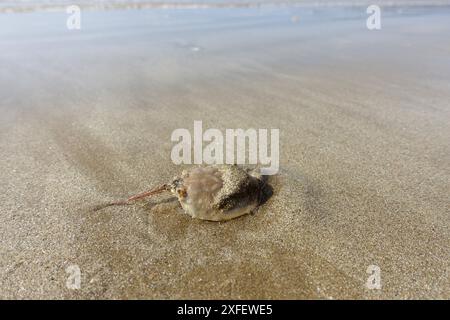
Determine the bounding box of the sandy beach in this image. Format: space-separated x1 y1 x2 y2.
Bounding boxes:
0 4 449 299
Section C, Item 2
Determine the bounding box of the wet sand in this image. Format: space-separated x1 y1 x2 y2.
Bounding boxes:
0 6 449 299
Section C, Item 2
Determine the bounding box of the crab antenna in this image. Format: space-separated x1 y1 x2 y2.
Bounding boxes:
93 184 170 211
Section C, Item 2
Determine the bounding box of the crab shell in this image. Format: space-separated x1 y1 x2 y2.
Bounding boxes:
170 165 263 221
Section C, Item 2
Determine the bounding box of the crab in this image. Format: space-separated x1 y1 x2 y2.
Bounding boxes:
95 165 271 221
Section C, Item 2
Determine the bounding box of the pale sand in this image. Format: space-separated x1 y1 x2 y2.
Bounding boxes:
0 6 449 299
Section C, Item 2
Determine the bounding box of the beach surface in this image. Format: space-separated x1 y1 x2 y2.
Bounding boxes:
0 5 449 299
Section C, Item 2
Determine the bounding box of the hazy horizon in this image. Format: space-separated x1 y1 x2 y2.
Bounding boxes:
2 0 450 13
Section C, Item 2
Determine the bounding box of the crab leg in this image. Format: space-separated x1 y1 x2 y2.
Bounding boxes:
94 184 169 211
124 184 170 202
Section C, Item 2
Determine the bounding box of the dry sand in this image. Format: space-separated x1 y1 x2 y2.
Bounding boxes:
0 6 449 299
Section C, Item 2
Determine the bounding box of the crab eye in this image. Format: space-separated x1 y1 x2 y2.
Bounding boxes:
177 188 187 198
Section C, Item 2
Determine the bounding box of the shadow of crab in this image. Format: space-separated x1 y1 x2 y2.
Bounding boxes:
258 175 274 207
